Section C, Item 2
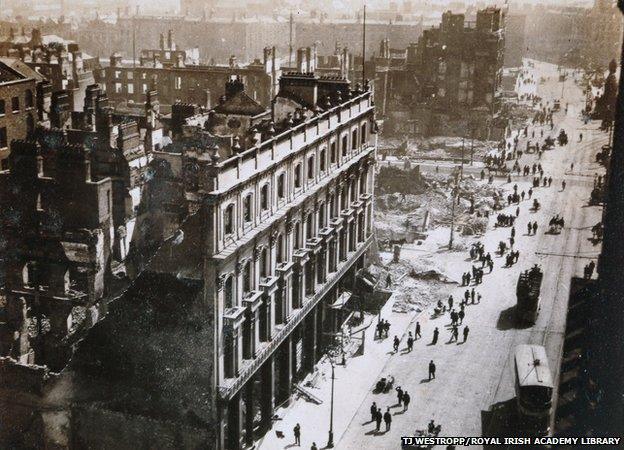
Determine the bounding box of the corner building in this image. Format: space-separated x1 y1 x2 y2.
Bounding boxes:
104 73 379 449
212 78 375 449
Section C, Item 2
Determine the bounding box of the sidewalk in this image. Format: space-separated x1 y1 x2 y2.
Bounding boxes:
256 288 424 450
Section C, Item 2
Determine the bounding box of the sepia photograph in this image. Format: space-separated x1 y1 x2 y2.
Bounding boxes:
0 0 621 448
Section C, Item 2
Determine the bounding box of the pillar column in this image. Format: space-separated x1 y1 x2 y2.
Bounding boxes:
305 306 319 372
227 392 242 450
277 335 293 404
244 382 254 447
260 356 275 432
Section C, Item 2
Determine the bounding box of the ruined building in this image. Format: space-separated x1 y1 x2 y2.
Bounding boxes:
96 30 280 112
366 7 506 139
0 72 377 449
0 58 41 169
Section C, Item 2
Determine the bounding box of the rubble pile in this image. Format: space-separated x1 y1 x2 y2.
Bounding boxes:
375 172 503 242
379 136 499 162
369 259 456 314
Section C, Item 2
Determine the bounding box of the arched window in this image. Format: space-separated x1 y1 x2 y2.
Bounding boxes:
261 184 269 210
276 234 284 263
307 155 314 179
361 123 367 145
341 135 348 156
306 213 313 239
320 149 326 172
224 276 234 309
243 261 252 294
352 129 358 149
350 178 357 202
277 173 285 199
294 164 302 188
260 247 268 278
25 89 33 108
359 172 366 195
243 194 253 222
294 222 301 250
330 142 337 164
224 204 234 235
319 202 325 228
329 196 335 219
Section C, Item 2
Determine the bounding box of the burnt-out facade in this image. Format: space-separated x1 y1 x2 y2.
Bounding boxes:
0 59 39 169
96 35 279 112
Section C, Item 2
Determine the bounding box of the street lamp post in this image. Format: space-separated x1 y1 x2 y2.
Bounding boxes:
327 362 336 448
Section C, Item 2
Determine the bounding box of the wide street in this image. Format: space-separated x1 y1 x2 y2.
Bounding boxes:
257 60 607 450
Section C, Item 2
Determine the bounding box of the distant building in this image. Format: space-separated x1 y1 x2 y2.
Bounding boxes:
95 31 280 112
362 7 506 139
0 58 40 169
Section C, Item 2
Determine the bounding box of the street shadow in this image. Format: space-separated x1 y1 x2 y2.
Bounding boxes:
426 342 438 346
496 305 532 331
364 429 380 436
284 444 298 449
393 410 406 416
481 398 522 446
420 378 432 384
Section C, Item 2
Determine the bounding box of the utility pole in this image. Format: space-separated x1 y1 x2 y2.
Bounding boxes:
289 11 293 68
449 186 456 250
362 4 366 82
327 362 336 448
460 138 465 180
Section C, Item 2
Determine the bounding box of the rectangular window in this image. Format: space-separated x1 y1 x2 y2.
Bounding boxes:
175 76 182 90
142 72 147 79
142 84 148 93
0 127 7 148
115 70 121 79
11 97 19 113
127 71 134 80
0 100 5 116
115 83 122 93
127 84 134 94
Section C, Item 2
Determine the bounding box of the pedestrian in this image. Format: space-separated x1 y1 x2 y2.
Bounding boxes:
488 260 493 273
532 222 538 235
527 222 532 235
570 163 574 172
477 293 482 303
458 310 465 325
294 423 301 446
429 360 436 380
415 321 421 339
407 332 414 352
375 408 382 431
511 227 516 239
311 442 318 450
528 188 533 199
384 408 392 431
396 386 404 406
466 272 471 285
562 180 566 191
403 391 411 411
463 326 470 342
510 236 515 249
432 327 439 345
471 288 475 303
516 206 520 217
370 402 377 422
384 320 390 338
548 177 553 187
386 273 392 287
393 335 400 353
448 295 454 310
521 191 525 201
464 290 470 304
